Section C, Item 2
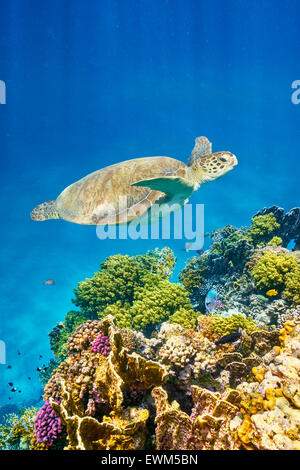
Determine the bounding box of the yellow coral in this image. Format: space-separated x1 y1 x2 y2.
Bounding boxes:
240 393 264 415
251 253 299 304
168 307 198 329
263 388 282 411
273 345 281 356
246 213 280 246
279 320 295 346
236 414 253 446
268 236 282 246
283 267 300 305
252 366 265 383
211 313 258 337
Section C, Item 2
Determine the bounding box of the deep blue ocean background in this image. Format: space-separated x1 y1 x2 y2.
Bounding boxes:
0 0 299 412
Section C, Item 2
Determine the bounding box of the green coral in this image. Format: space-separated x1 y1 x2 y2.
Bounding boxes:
283 266 300 305
135 247 176 279
210 313 258 336
251 252 299 302
73 249 176 318
267 236 283 246
99 276 192 332
179 256 208 292
70 249 193 333
246 213 280 246
73 255 146 316
168 307 199 329
0 408 38 450
210 225 249 256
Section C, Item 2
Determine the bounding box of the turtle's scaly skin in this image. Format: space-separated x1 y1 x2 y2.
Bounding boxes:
30 137 238 225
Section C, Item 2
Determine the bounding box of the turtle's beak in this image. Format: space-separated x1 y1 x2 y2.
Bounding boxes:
232 154 238 166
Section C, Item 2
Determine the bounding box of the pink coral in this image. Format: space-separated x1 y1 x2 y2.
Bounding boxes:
34 401 63 446
90 332 110 356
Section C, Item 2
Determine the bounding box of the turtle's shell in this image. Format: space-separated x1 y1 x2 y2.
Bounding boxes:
56 157 187 225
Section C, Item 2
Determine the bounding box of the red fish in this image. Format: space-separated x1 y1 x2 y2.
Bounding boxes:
196 250 204 256
44 279 55 285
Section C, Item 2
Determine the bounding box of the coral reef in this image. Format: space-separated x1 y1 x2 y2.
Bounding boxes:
180 206 300 327
7 206 300 451
38 316 167 450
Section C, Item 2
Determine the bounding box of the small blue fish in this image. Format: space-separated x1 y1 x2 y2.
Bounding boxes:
205 289 219 314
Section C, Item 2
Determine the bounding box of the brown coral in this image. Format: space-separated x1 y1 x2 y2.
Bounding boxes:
152 385 241 450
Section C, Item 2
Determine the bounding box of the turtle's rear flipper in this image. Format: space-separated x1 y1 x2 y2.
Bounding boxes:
131 176 194 200
30 200 60 221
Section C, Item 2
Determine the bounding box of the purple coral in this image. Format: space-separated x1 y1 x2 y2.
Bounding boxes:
90 332 110 356
34 401 63 446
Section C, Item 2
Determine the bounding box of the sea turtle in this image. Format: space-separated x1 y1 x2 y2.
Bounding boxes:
30 136 238 226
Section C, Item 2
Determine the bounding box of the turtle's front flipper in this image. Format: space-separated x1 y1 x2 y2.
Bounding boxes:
131 176 194 200
188 136 212 167
30 200 60 221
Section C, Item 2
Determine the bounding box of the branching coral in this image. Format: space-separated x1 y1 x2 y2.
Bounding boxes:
70 250 191 334
168 307 199 329
268 236 283 246
210 313 258 336
251 252 300 305
246 213 280 246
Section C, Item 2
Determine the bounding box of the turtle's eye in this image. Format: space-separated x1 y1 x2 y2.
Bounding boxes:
219 156 227 162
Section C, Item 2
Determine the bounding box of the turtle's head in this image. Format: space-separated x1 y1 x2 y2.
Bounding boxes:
190 151 238 186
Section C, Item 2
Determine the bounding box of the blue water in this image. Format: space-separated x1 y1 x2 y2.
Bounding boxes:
0 0 299 410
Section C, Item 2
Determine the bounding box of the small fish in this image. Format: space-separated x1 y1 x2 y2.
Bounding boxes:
8 382 13 387
266 289 278 297
7 365 12 369
39 355 43 359
215 327 242 346
18 390 21 393
205 289 219 314
37 367 42 372
44 279 55 286
17 351 21 355
28 377 31 380
184 242 193 252
11 388 17 392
